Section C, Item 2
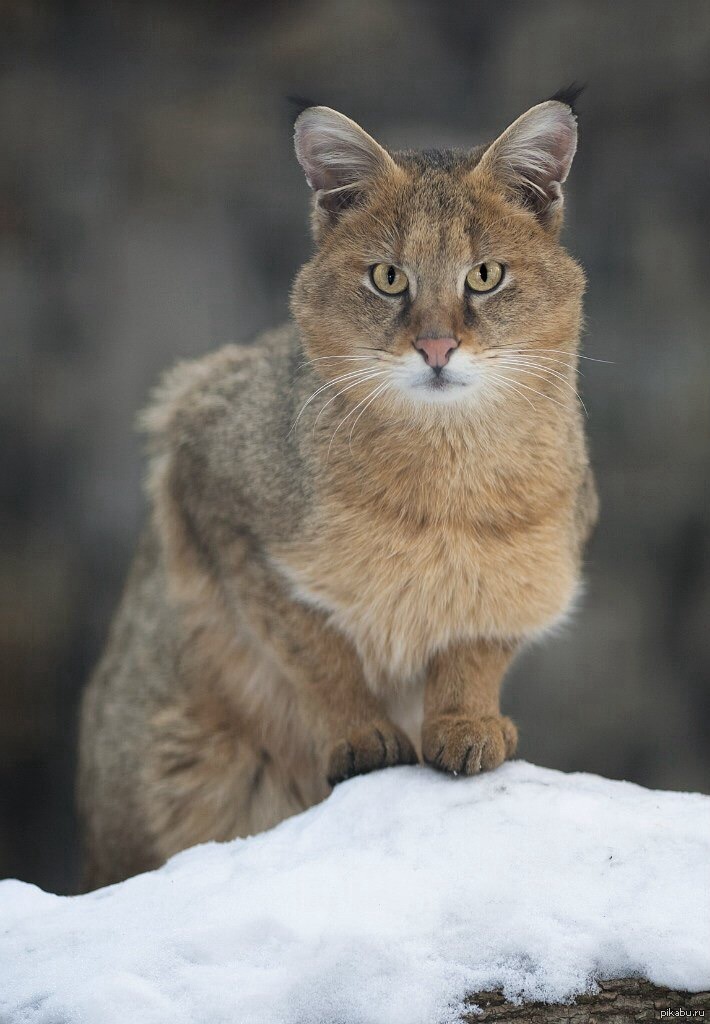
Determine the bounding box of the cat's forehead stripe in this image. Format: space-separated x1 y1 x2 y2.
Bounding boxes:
378 171 486 269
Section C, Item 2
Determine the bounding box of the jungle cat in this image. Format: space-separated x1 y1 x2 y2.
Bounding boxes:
78 92 598 889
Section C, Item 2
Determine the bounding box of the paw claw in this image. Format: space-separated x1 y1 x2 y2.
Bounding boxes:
462 743 481 775
327 720 418 787
422 714 517 777
374 727 388 762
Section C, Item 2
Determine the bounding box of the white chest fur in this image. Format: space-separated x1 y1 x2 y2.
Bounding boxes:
272 498 578 689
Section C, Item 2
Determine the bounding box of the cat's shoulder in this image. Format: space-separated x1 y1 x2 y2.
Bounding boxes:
141 322 310 544
140 324 298 445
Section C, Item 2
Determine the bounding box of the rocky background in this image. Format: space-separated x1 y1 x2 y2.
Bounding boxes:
1 0 708 893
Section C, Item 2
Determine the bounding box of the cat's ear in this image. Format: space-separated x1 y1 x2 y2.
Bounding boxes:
473 99 578 234
294 106 398 236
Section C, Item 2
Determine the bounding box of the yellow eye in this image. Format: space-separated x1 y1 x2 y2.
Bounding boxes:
370 263 409 295
466 261 504 293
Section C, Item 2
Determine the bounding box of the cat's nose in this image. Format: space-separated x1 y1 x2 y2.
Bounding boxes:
413 336 459 370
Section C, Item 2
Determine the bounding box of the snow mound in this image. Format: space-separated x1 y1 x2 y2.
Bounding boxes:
1 761 709 1024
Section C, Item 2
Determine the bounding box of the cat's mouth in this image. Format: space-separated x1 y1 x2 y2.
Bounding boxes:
416 369 469 392
426 372 464 389
390 351 481 404
404 369 474 404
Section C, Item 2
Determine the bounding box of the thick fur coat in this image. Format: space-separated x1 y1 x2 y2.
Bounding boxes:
78 97 597 889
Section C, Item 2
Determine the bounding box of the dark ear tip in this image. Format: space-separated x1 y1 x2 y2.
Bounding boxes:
548 82 586 116
287 94 322 127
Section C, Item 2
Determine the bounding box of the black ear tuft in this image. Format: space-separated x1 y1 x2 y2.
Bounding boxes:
287 94 322 126
548 83 586 116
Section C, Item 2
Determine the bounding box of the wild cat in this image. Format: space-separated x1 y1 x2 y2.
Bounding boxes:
78 90 597 888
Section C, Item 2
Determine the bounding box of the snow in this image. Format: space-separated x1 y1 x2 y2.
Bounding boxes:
1 761 709 1024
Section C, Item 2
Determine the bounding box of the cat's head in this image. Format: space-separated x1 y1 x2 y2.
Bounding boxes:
290 96 585 410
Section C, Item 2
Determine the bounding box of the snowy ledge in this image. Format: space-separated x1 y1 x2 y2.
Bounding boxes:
1 761 709 1024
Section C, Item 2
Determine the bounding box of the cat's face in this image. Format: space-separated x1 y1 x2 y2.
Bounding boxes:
291 102 585 410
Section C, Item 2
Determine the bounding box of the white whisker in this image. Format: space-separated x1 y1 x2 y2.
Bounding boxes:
313 370 387 435
486 369 569 412
501 357 578 381
484 370 538 412
492 357 589 417
296 355 379 371
502 359 582 389
348 380 392 455
533 347 615 365
327 378 391 461
503 349 582 373
288 367 383 435
353 346 395 360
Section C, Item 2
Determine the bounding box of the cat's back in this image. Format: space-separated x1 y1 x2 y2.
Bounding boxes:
143 324 313 547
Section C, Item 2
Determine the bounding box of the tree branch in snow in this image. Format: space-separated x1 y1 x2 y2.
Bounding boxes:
463 979 709 1023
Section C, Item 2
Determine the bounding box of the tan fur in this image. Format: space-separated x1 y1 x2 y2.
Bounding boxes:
78 101 597 888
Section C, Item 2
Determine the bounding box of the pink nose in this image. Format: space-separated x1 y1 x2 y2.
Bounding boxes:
413 336 459 369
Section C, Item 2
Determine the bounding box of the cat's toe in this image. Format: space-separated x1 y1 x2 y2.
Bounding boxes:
421 714 517 776
327 720 418 787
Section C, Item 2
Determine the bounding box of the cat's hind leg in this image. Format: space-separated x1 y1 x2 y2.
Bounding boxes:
140 691 311 865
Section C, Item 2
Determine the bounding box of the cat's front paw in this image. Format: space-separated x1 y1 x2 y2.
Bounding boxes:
421 714 517 776
327 720 418 787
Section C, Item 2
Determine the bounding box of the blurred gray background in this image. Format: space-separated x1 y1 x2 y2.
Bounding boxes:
1 0 709 894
